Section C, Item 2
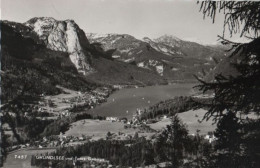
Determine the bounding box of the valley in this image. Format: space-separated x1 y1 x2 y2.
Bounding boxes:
1 17 229 168
2 0 260 167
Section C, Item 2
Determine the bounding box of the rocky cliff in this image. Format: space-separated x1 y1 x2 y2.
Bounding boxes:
25 17 93 74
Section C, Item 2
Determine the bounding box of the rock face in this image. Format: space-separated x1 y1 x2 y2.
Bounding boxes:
25 17 93 74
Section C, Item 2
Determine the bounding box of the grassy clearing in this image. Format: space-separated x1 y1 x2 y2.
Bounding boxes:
178 109 216 135
65 119 138 140
44 86 81 114
148 118 172 131
148 109 216 135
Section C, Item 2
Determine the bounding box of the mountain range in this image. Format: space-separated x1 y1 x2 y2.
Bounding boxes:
87 33 226 81
1 17 230 103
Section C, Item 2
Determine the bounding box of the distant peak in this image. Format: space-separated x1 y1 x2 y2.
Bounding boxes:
143 37 152 41
86 33 116 39
156 34 181 42
86 33 136 40
25 17 56 24
25 17 76 25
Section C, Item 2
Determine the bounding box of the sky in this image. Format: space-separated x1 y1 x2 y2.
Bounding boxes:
0 0 245 44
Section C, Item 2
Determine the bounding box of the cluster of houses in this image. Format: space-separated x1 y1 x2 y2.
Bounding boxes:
73 157 112 168
44 133 91 147
112 85 124 89
8 133 92 152
8 143 31 152
104 108 169 129
188 132 217 144
36 87 111 119
105 117 119 122
35 134 90 149
130 108 169 126
58 110 71 117
60 88 110 113
204 133 217 144
106 131 134 141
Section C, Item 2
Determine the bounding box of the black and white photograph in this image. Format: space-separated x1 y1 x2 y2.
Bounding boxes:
0 0 260 167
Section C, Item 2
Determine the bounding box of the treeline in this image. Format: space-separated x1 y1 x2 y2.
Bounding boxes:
1 114 53 143
1 21 108 104
33 137 211 168
1 53 104 103
139 96 211 120
1 105 105 144
32 116 212 168
34 116 260 168
41 113 105 137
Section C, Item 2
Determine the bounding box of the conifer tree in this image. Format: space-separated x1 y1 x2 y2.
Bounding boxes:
196 1 260 167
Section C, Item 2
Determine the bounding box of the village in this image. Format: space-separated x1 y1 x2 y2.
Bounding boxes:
5 98 217 157
3 84 217 168
39 86 111 118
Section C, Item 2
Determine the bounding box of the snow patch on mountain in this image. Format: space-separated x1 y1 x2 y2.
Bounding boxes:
153 35 183 48
86 33 111 39
136 50 143 55
171 68 179 71
120 48 132 53
123 58 135 63
112 55 121 59
136 59 164 76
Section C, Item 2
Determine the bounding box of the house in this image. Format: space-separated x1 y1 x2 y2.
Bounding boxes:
24 112 29 117
60 110 71 117
204 134 217 143
136 108 142 115
77 91 82 95
43 137 48 142
106 117 118 122
79 137 85 141
120 118 127 123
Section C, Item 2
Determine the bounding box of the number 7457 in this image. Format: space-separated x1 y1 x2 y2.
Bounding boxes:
14 155 27 159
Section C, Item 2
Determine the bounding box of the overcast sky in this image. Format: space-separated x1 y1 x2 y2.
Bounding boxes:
1 0 245 44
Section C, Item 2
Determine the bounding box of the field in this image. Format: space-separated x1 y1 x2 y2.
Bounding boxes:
44 86 82 113
65 119 142 140
148 109 216 135
66 109 217 142
148 118 172 131
178 109 216 135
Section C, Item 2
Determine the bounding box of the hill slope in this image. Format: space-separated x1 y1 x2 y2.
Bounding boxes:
153 35 225 60
1 18 167 102
1 21 102 103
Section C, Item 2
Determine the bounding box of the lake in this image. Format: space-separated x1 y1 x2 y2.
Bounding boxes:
87 83 196 118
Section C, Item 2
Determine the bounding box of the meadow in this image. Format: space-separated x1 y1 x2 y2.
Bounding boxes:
148 109 216 135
